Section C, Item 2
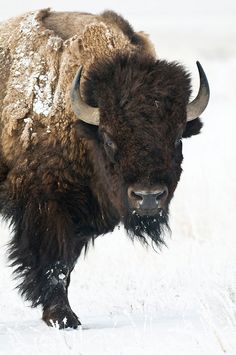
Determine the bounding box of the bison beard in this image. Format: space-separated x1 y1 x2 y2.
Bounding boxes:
124 209 169 247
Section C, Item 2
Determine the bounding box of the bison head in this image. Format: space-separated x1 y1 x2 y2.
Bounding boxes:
71 54 209 246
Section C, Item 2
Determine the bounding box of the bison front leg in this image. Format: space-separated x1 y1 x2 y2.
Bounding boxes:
4 190 87 329
41 261 81 329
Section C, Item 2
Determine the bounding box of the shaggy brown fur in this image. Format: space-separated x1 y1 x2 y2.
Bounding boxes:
0 9 203 329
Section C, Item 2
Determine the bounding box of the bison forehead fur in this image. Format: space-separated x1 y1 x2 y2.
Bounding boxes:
84 53 191 178
0 9 206 329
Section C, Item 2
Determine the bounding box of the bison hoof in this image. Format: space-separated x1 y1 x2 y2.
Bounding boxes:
42 305 81 329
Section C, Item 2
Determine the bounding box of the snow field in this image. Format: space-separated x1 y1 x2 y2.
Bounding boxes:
1 1 236 354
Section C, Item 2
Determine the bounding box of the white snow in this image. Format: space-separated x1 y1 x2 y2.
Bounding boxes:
1 1 236 354
19 12 39 36
33 77 53 117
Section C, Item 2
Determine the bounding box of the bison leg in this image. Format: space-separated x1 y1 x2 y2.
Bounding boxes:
41 261 81 329
4 192 88 329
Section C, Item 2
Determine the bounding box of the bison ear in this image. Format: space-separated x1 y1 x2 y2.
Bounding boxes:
182 117 203 138
74 120 99 140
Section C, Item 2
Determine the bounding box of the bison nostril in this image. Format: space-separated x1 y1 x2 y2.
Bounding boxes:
155 190 166 202
129 189 143 202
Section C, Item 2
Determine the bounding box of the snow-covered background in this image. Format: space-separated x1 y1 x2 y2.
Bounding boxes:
0 1 236 354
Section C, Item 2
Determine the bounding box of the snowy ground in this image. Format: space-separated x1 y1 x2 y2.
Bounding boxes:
1 1 236 354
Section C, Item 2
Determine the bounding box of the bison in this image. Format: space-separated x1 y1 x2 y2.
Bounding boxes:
0 9 209 328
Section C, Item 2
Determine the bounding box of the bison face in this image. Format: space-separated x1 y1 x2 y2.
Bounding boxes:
72 54 209 245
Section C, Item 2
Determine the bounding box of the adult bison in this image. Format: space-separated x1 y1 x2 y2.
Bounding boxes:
0 9 209 328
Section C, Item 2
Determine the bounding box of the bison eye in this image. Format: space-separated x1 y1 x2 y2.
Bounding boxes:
105 139 115 148
103 132 117 163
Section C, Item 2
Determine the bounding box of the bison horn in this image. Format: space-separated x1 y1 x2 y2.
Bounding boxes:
70 66 100 125
186 61 210 121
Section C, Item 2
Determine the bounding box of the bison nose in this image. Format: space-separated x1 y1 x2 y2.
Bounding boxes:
128 185 168 214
